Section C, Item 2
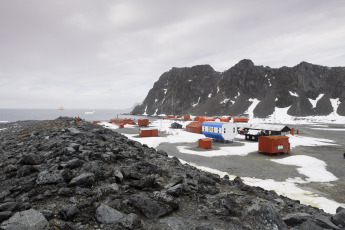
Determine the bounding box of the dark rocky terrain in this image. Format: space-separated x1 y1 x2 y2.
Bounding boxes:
1 117 345 230
131 60 345 117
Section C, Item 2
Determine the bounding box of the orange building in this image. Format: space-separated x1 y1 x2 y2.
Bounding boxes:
139 128 158 137
198 138 212 149
258 135 290 154
186 122 203 133
138 119 149 126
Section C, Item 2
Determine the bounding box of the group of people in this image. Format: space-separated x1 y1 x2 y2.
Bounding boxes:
74 116 81 121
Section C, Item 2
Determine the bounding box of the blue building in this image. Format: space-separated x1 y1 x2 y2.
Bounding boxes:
202 122 237 142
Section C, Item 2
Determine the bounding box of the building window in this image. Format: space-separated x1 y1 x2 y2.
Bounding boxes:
224 128 226 133
233 127 235 133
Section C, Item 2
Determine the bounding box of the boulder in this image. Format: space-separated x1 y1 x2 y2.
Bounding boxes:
0 211 11 222
314 215 340 229
95 203 124 224
65 158 83 169
332 209 345 226
69 173 95 188
20 153 42 165
256 202 287 230
119 213 142 229
0 209 49 230
283 213 312 226
59 206 79 221
129 194 172 219
36 170 64 185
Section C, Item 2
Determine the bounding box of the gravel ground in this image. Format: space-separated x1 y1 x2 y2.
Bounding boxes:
114 123 345 206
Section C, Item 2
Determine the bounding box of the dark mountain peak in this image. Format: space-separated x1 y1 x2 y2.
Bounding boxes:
132 60 345 117
235 59 255 68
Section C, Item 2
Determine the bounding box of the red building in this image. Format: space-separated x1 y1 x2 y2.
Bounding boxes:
186 122 203 134
258 135 290 154
198 138 212 149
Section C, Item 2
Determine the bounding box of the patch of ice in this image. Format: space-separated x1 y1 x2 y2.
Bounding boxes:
288 134 336 148
208 93 212 98
234 92 240 100
152 108 158 116
163 89 167 94
271 155 338 183
245 98 260 119
0 128 7 131
192 97 200 107
309 94 324 108
217 86 220 93
0 121 9 123
268 78 271 87
155 99 158 103
330 98 340 113
142 106 148 116
289 91 298 97
220 98 230 104
188 80 192 82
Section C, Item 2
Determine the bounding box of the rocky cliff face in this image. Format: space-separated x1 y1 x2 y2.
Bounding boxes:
132 60 345 117
1 118 345 229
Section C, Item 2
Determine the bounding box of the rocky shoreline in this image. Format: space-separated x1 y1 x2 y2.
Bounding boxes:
0 117 344 230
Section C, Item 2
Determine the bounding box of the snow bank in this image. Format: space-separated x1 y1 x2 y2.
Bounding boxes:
289 91 298 97
242 177 343 214
310 128 345 131
271 155 338 182
99 122 118 129
309 94 324 108
177 141 258 157
288 134 336 148
179 159 344 214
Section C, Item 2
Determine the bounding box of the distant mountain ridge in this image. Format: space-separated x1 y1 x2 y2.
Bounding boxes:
131 59 345 117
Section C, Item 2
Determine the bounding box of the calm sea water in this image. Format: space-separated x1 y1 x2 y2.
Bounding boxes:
0 108 148 122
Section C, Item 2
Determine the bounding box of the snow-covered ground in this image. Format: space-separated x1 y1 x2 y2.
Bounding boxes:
249 105 345 125
100 117 345 214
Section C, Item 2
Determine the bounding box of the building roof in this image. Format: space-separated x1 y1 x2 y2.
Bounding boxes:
238 123 290 132
202 121 224 128
259 135 289 140
186 122 202 128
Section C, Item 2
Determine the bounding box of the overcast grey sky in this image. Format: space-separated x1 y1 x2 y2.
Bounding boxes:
1 0 345 109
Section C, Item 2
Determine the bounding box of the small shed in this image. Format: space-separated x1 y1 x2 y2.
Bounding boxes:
258 135 290 154
171 122 183 129
138 119 149 126
186 122 202 134
231 116 249 123
183 115 191 120
199 138 212 149
139 128 158 137
202 122 237 142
